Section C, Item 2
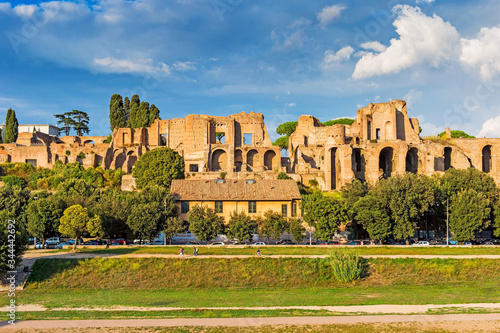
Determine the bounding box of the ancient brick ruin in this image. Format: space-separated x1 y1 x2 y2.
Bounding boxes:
2 100 499 190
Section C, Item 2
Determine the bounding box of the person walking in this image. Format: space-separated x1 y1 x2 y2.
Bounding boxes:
179 248 184 257
256 248 261 256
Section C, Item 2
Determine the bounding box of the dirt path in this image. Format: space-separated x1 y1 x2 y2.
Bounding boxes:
13 302 500 314
1 313 499 330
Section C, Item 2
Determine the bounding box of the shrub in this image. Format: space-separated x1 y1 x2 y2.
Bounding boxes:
2 175 28 188
328 248 367 282
277 172 292 180
220 172 227 180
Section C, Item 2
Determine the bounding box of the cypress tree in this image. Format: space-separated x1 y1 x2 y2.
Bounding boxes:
128 95 141 128
4 108 18 143
109 94 127 131
149 104 160 126
137 101 150 128
124 97 131 127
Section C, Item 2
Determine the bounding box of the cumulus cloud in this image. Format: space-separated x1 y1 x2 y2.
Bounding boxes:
404 88 423 109
13 4 37 18
173 61 197 71
416 0 435 4
323 46 354 68
460 26 500 81
478 113 500 138
0 3 11 12
360 41 387 53
352 5 459 79
93 57 171 76
317 4 345 26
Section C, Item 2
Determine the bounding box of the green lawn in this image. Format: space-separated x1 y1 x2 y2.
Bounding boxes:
63 245 500 256
3 257 500 310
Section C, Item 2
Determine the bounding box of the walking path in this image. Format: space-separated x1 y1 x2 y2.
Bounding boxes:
13 302 500 314
1 313 499 330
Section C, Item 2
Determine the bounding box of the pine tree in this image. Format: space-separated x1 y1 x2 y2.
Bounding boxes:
124 97 131 127
109 94 127 131
4 108 19 143
137 101 150 128
149 104 160 126
54 112 75 136
71 110 90 136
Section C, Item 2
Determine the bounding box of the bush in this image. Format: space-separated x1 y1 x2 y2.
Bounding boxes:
328 248 367 282
277 172 292 180
2 175 27 188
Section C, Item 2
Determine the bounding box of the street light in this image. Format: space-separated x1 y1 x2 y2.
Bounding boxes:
446 197 449 246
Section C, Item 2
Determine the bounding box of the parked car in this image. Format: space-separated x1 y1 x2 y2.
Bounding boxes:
210 242 225 245
82 240 103 246
186 241 201 245
34 241 44 249
479 238 500 245
278 240 296 245
327 241 340 245
148 240 165 245
348 240 362 245
45 237 60 245
253 241 266 246
412 241 430 246
111 238 127 245
55 242 73 249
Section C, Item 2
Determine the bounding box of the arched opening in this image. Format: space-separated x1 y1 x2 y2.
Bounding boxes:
264 150 276 171
351 148 365 181
367 119 372 140
444 147 452 171
247 149 259 171
330 148 341 190
234 149 243 172
114 152 126 170
211 149 227 171
482 145 492 173
384 121 392 141
405 148 418 174
84 140 95 146
127 151 137 173
379 147 394 179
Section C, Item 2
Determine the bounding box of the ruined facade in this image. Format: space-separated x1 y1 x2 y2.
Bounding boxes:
1 100 499 190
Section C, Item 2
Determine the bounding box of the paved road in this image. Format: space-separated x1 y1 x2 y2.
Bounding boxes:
1 313 499 330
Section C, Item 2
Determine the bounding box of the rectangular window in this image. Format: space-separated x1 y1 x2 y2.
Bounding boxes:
292 202 297 217
248 201 257 214
376 128 381 140
282 204 288 217
215 201 223 213
189 164 199 172
243 133 252 145
181 201 190 214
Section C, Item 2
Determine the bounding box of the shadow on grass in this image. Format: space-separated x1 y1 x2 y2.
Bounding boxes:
25 259 82 284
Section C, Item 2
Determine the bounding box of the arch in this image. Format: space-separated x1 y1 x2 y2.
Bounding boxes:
211 149 227 171
264 150 276 171
247 149 259 171
351 148 365 181
83 140 95 146
482 145 492 173
405 147 418 174
330 148 341 190
234 149 243 172
384 121 393 141
379 147 394 179
114 152 126 170
444 147 452 171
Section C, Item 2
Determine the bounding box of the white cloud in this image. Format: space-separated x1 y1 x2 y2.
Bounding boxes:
0 3 11 12
13 4 37 18
173 61 197 71
404 88 423 109
360 41 387 53
478 113 500 138
93 57 171 76
352 5 459 79
317 4 345 26
322 46 354 68
287 102 296 107
460 26 500 81
271 18 311 51
416 0 435 4
39 1 90 22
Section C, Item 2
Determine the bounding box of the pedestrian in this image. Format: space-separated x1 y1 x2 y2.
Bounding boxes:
179 248 184 257
256 248 261 256
195 247 199 256
193 247 197 256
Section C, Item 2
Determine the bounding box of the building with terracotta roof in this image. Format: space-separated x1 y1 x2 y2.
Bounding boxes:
170 179 302 222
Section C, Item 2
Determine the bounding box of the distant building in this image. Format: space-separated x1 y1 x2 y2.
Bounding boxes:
0 124 58 142
170 179 302 223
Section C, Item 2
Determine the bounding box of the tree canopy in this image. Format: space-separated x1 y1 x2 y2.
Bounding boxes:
132 147 185 189
321 118 355 126
4 108 19 143
109 94 127 130
449 189 491 242
227 211 257 243
438 130 475 138
26 194 65 246
59 204 102 250
276 121 298 136
188 205 225 242
128 94 161 128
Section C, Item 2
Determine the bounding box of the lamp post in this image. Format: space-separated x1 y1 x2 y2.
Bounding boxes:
446 197 449 246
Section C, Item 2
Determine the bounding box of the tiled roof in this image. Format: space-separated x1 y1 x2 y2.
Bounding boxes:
171 179 301 201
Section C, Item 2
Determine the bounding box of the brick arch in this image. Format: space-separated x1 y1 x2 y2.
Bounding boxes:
379 147 394 179
482 145 492 173
264 150 276 171
405 147 418 174
234 149 243 172
211 149 227 171
247 149 260 171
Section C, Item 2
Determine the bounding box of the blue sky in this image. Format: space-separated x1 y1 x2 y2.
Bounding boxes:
1 0 500 140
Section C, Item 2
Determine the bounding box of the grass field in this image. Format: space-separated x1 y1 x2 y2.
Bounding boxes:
3 257 499 310
67 245 500 256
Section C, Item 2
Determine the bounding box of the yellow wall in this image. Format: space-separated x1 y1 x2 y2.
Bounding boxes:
178 200 301 223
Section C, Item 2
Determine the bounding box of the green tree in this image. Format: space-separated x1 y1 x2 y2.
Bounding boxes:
127 202 165 243
273 136 289 150
341 180 369 220
55 179 99 209
0 210 28 273
227 211 257 243
163 216 186 245
188 205 225 243
276 121 298 136
494 202 500 238
70 110 90 136
26 194 65 247
0 184 30 223
277 172 292 180
321 118 355 126
58 205 102 251
124 96 131 126
288 218 305 243
354 195 391 244
149 104 160 126
2 175 27 188
109 94 127 130
132 147 184 189
258 210 288 244
4 108 19 143
303 191 348 241
438 130 475 138
92 189 130 239
216 132 225 143
441 168 498 201
374 174 436 244
449 189 491 242
128 94 141 128
54 112 76 136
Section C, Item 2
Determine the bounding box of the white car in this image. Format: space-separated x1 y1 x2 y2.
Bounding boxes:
253 242 266 246
412 241 430 246
45 237 60 245
210 242 225 245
